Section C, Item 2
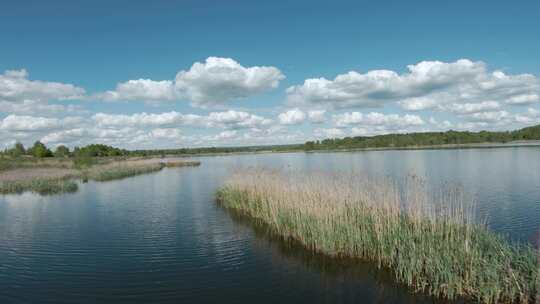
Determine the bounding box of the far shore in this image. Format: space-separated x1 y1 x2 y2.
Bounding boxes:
155 140 540 158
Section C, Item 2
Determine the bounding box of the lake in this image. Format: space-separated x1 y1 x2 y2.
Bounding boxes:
1 147 539 303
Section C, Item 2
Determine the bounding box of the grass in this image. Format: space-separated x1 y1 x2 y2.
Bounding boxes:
84 162 165 182
217 168 539 303
0 178 78 195
0 156 73 172
0 158 201 195
162 160 201 167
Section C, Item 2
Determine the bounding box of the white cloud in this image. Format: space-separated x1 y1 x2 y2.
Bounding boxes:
286 59 539 111
314 128 345 138
506 94 539 105
0 100 86 116
215 130 238 140
465 110 511 122
41 128 87 145
444 101 501 114
95 57 285 108
0 69 85 103
333 112 425 128
175 57 285 107
98 79 175 102
91 110 273 131
0 115 82 132
206 110 273 129
278 108 306 125
92 112 198 127
308 110 326 123
149 128 183 140
515 108 540 124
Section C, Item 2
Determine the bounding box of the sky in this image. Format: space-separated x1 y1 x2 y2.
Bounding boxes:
1 0 540 149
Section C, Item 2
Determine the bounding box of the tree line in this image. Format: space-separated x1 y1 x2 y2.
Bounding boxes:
2 124 540 158
304 124 540 150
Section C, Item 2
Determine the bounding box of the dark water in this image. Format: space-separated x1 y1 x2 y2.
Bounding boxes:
1 147 539 303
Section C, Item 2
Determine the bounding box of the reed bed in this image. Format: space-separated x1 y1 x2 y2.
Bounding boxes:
217 168 539 303
0 178 78 195
162 160 201 168
85 161 165 182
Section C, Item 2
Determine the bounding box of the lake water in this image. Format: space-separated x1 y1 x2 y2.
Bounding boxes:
1 148 539 303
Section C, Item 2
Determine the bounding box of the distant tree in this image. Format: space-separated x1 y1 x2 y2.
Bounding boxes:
54 145 70 157
29 141 53 158
7 142 26 157
302 124 540 151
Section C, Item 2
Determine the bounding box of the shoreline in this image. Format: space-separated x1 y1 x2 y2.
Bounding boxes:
156 140 540 158
0 158 201 195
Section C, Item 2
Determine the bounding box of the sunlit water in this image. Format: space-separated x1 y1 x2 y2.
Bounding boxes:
1 147 539 303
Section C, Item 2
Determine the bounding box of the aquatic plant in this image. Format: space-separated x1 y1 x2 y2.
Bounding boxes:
162 160 201 167
85 162 165 182
0 178 78 195
217 169 539 303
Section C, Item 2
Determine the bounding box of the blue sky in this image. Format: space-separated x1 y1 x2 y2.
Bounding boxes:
1 0 540 149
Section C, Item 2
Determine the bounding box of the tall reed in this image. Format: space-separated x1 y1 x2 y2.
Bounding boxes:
0 178 78 195
217 168 538 303
85 162 164 182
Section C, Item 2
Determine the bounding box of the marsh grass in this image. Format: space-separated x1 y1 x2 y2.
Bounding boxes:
162 160 201 167
0 157 74 172
0 178 78 195
85 162 165 182
217 168 539 303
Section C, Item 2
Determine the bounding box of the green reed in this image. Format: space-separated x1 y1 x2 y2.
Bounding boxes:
85 162 165 182
0 178 78 195
217 169 539 303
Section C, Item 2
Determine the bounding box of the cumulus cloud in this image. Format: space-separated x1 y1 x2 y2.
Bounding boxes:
0 115 83 132
149 128 182 140
95 57 285 108
444 101 501 114
206 110 273 129
92 112 199 127
92 110 272 130
333 112 425 128
515 108 540 124
41 128 87 145
314 128 345 138
464 110 511 123
308 110 326 123
98 79 175 102
175 57 285 107
0 100 86 116
278 108 306 125
0 69 85 103
286 59 539 111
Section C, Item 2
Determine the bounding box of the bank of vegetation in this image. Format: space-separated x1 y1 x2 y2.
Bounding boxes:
217 169 539 303
0 143 201 195
0 178 78 195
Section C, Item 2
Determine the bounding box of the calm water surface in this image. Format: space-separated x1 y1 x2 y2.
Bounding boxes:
1 148 539 303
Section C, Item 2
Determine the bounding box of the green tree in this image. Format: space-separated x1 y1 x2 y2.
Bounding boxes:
7 142 26 157
30 141 53 158
54 145 70 157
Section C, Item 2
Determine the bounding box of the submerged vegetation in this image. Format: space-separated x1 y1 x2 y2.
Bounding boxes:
217 169 539 303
